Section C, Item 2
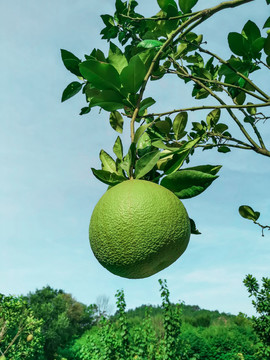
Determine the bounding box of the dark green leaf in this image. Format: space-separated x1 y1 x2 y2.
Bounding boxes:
91 168 126 186
137 132 152 157
190 218 201 235
61 82 82 102
109 111 124 133
120 55 147 94
83 83 100 101
134 123 152 144
138 97 156 116
246 103 257 115
100 150 116 173
206 108 221 128
239 205 260 221
80 106 91 115
263 16 270 28
60 49 81 76
135 150 160 179
228 32 249 56
79 60 121 91
157 0 178 15
91 90 124 111
242 20 261 43
264 34 270 55
173 112 188 140
120 143 136 176
155 120 171 134
244 115 255 124
113 136 123 160
185 164 222 176
217 146 231 153
267 55 270 66
178 0 198 13
138 40 163 49
108 42 128 74
164 150 190 174
161 169 219 199
214 123 228 134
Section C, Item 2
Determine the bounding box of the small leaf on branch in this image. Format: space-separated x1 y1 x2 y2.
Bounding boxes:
157 0 178 15
263 16 270 28
244 115 255 124
61 49 81 76
61 82 82 102
120 55 147 94
155 120 171 134
239 205 260 221
173 112 188 140
138 40 163 49
214 123 228 134
138 97 156 116
242 20 261 43
228 32 249 56
161 168 219 199
135 150 160 179
120 143 136 175
91 168 126 186
164 150 190 174
178 0 198 13
186 164 222 176
108 42 128 74
100 150 117 173
264 34 270 56
79 59 121 91
217 146 231 153
246 103 257 116
91 90 125 111
190 218 201 235
109 111 124 133
113 136 123 160
80 106 91 115
206 108 221 128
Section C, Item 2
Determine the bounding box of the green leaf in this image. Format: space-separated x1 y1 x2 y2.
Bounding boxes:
113 136 123 160
228 32 249 56
206 108 221 128
178 0 198 13
157 0 178 15
213 123 228 134
91 168 126 186
134 123 152 144
137 132 152 157
246 103 257 115
164 150 190 174
264 34 270 55
138 40 163 49
120 143 136 174
138 97 156 116
61 49 81 76
61 82 82 102
239 205 260 221
120 55 147 94
244 115 255 124
251 37 266 55
99 150 116 173
135 150 160 179
79 60 121 91
91 90 124 111
217 146 231 153
80 106 91 115
190 218 201 235
267 55 270 66
263 16 270 28
173 112 188 140
108 42 128 74
161 169 219 199
155 120 171 134
242 20 261 43
185 164 222 176
109 111 124 133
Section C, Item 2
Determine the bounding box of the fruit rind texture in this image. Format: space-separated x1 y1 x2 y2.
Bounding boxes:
89 179 191 279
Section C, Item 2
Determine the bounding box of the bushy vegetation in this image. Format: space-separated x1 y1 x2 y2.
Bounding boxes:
1 278 269 359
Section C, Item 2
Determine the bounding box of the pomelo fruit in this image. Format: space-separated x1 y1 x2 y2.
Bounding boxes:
89 179 191 279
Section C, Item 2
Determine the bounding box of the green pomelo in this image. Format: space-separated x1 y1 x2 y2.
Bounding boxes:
89 179 191 279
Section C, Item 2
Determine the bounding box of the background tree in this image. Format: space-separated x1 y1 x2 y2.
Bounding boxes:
25 286 96 360
0 294 44 360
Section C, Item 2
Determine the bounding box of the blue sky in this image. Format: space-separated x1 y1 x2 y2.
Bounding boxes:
1 0 269 316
